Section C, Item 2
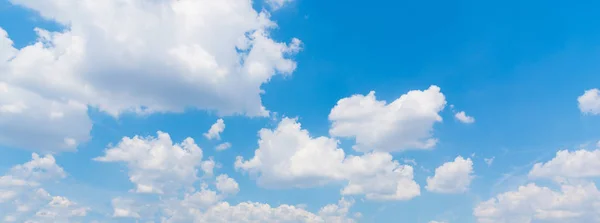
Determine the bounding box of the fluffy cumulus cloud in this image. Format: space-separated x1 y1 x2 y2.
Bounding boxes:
0 0 300 152
529 149 600 180
236 117 420 200
94 131 206 195
170 198 358 223
0 58 91 152
328 85 446 153
578 88 600 115
475 148 600 223
205 119 226 140
97 130 358 223
455 111 475 124
163 195 359 223
426 156 474 194
474 182 600 223
216 174 240 195
0 154 88 222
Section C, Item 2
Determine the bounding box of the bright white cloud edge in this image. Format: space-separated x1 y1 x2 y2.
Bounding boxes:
0 0 300 152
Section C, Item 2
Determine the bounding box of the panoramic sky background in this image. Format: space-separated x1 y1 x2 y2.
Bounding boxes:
2 0 600 222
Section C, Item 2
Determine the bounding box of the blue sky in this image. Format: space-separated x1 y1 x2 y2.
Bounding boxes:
2 0 600 222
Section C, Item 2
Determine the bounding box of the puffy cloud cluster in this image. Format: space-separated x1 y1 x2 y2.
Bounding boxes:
168 198 358 223
94 131 208 194
529 149 600 180
236 117 421 200
474 93 600 222
0 0 301 152
475 148 600 223
426 156 474 194
578 89 600 115
99 130 358 222
205 119 226 140
0 154 88 222
328 85 446 153
474 182 600 223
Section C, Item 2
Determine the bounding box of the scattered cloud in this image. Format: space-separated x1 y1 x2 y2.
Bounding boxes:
329 85 446 153
96 130 359 223
426 156 474 194
0 154 88 222
215 142 232 151
474 182 600 223
216 174 240 195
94 131 206 195
454 111 475 124
529 149 600 180
578 89 600 115
236 117 420 200
205 119 226 140
477 147 600 222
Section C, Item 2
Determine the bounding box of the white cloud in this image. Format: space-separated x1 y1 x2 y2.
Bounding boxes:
216 142 232 151
161 183 359 223
176 199 357 223
205 119 226 140
94 131 207 195
216 174 240 195
476 148 600 223
9 153 66 182
318 198 359 223
97 130 358 223
340 153 420 200
578 89 600 115
426 156 474 194
0 0 301 152
111 198 141 218
454 111 475 124
0 154 88 222
484 157 495 166
529 149 600 180
235 117 420 200
328 85 446 153
266 0 294 10
474 182 600 223
0 81 91 152
201 158 216 177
